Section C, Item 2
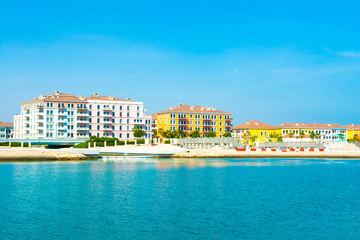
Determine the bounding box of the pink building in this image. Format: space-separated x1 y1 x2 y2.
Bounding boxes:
87 93 151 139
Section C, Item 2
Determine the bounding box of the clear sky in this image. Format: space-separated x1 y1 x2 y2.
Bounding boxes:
1 0 360 126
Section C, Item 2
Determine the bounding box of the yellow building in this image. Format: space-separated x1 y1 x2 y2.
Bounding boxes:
344 124 360 141
232 120 278 145
277 123 316 141
155 104 232 138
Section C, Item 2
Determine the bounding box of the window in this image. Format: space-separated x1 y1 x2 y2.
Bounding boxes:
120 106 122 110
127 106 130 111
97 105 100 109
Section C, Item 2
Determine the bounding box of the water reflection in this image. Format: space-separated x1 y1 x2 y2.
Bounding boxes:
97 157 351 169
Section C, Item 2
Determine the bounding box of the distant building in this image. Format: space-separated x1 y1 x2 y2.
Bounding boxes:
0 121 13 139
232 120 277 145
155 104 232 138
343 124 360 141
86 93 151 139
13 91 151 140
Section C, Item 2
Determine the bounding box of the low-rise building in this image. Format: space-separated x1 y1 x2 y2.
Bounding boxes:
0 122 13 139
232 120 278 145
344 124 360 141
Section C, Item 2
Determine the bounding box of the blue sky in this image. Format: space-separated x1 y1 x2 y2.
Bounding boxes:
1 0 360 125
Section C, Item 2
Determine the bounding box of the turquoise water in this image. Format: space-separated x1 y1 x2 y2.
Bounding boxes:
0 158 360 240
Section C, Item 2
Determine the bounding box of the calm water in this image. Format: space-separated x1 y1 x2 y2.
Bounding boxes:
0 158 360 240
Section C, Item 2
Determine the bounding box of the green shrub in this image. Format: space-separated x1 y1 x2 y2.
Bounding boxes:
164 140 170 144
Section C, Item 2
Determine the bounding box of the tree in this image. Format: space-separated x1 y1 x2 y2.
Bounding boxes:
269 132 282 142
315 133 321 141
339 133 345 141
243 130 251 145
176 130 187 138
250 135 258 146
299 131 305 140
152 130 157 138
223 131 232 137
354 134 360 142
132 127 145 138
206 131 217 138
289 132 294 141
189 130 201 138
310 131 316 141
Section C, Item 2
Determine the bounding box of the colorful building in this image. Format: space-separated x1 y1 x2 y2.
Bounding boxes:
13 91 151 140
155 104 232 138
344 124 360 141
87 93 151 139
232 120 278 145
0 121 13 139
277 123 315 140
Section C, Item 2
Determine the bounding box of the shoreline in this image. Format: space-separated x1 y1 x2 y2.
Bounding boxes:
1 147 360 161
0 149 90 161
172 150 360 159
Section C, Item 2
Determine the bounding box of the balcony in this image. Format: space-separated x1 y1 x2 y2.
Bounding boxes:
36 111 44 115
77 111 88 116
77 118 88 122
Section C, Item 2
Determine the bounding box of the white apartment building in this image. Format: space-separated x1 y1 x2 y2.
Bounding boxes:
13 91 151 140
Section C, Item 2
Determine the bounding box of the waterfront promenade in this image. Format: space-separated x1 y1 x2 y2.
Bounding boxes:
1 144 360 160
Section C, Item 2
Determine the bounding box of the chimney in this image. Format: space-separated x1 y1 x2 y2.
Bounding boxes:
179 103 183 106
55 90 60 94
94 92 98 96
127 97 131 100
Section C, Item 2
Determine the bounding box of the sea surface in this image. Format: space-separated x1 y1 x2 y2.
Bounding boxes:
0 158 359 240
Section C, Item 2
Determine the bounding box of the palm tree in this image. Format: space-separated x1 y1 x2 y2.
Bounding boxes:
243 130 251 146
299 131 305 140
310 131 316 141
250 135 258 147
206 131 216 138
289 132 294 142
339 133 345 141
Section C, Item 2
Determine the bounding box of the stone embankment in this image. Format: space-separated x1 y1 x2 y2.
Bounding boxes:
0 149 89 161
173 150 360 159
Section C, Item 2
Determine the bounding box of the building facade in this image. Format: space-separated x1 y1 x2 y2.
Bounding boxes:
156 104 232 138
232 120 278 145
0 122 13 139
87 93 151 139
13 91 151 140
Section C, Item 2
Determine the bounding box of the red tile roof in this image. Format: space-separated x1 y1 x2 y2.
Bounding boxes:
343 124 360 130
22 91 87 103
233 120 276 130
156 104 231 114
87 94 132 102
0 121 13 128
